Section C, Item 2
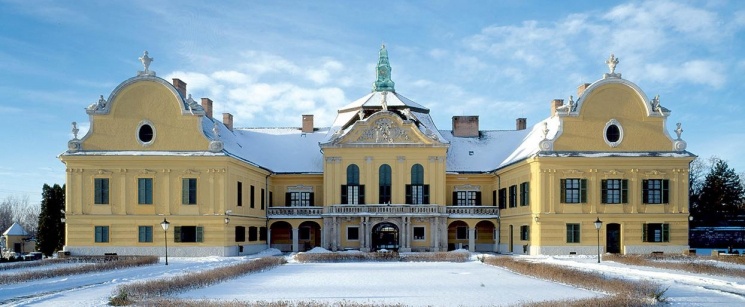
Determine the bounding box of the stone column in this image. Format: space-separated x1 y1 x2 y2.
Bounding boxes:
267 229 272 250
433 216 440 251
493 228 499 253
468 227 476 252
359 217 365 251
292 228 299 252
333 217 339 252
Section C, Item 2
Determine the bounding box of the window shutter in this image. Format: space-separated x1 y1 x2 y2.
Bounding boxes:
642 224 648 242
341 185 348 204
95 179 102 204
309 192 315 206
174 226 182 243
405 184 412 204
642 180 649 203
475 192 482 206
662 224 669 242
139 226 145 242
423 185 430 204
600 180 607 203
662 180 669 203
285 192 291 206
452 192 458 205
103 226 109 242
492 190 497 206
621 179 628 203
359 185 365 204
560 179 566 203
182 178 189 204
580 179 587 203
196 226 204 242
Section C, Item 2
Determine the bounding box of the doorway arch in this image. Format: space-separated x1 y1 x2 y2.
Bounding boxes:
372 222 399 251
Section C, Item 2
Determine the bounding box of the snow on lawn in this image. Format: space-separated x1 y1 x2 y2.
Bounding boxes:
178 261 601 306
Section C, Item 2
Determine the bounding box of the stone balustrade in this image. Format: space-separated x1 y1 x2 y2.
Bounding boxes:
267 205 499 217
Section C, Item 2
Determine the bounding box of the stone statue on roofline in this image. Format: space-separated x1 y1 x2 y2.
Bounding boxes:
138 51 156 76
603 53 621 79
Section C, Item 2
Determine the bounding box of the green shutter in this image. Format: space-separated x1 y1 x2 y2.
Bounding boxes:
642 224 648 242
642 180 649 203
662 180 669 204
359 185 365 204
475 192 482 206
309 192 315 206
600 180 608 203
196 226 204 242
560 179 566 203
174 226 182 243
662 224 669 242
405 185 412 204
182 178 189 204
423 185 430 204
580 179 587 203
621 179 628 203
341 185 348 204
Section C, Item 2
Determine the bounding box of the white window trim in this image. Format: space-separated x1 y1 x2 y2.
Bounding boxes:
136 119 156 147
603 118 624 148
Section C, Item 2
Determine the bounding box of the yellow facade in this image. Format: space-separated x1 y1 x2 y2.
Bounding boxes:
60 50 693 257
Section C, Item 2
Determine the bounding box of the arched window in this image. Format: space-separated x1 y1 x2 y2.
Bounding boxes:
379 164 392 204
342 164 364 204
406 164 429 204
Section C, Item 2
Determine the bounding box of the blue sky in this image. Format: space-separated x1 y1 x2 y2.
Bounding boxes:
1 0 744 205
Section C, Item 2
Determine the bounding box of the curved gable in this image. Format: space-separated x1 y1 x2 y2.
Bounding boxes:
332 111 445 147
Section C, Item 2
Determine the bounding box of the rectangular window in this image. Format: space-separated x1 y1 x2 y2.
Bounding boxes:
520 182 530 206
94 178 109 204
341 185 365 204
520 225 530 241
498 188 506 209
413 227 425 240
560 178 587 203
347 227 359 241
259 227 267 241
250 185 255 208
261 188 265 210
249 226 258 241
492 190 497 207
138 226 153 243
94 226 109 243
137 178 153 204
299 227 311 240
235 226 246 242
566 224 580 243
643 223 670 242
601 179 628 204
288 192 313 206
642 179 669 204
456 226 468 240
237 181 243 207
454 191 480 206
174 226 204 243
405 184 430 205
508 185 517 208
182 178 197 205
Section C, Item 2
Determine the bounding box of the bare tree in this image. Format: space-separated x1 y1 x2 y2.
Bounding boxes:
0 195 38 237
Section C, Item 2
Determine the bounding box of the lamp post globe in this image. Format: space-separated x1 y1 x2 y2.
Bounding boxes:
160 218 170 265
594 217 603 263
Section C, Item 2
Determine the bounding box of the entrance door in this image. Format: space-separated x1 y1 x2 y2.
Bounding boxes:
372 222 399 251
606 223 621 254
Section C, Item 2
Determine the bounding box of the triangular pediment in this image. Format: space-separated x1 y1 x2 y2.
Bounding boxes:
332 111 444 146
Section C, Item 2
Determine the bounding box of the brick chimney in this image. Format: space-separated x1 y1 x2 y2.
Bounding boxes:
577 83 591 97
172 78 187 97
551 99 564 117
452 116 479 137
516 118 527 130
302 115 314 133
223 113 233 131
201 98 213 118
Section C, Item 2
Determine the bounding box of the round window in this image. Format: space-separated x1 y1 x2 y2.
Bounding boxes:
605 124 620 142
137 124 154 143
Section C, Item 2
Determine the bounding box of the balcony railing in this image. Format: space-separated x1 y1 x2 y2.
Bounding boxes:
267 205 499 218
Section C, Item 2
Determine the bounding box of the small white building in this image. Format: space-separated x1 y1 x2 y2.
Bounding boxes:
2 223 32 256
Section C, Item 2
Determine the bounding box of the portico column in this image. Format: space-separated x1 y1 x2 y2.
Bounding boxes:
292 228 299 252
267 229 272 249
493 228 499 253
434 216 440 251
468 227 475 252
359 217 365 251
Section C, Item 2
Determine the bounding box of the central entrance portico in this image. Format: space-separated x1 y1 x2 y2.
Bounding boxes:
372 222 399 251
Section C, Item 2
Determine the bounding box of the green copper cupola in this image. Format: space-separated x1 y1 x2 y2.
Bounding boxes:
373 44 395 92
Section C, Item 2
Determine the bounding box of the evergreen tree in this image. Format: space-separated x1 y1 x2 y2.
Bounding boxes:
697 159 745 226
37 184 65 257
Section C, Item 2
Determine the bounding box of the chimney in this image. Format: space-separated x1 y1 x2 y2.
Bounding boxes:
516 118 527 130
172 78 187 97
577 83 591 97
551 99 564 116
452 116 479 137
223 113 233 131
201 98 213 118
302 114 314 133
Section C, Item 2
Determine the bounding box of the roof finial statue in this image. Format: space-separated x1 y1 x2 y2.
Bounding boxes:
542 122 549 140
72 121 79 140
675 122 683 140
606 54 619 74
212 121 219 139
372 44 395 92
138 51 156 76
381 91 388 110
651 94 664 115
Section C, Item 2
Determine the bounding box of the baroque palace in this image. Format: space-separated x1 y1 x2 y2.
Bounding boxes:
60 46 694 257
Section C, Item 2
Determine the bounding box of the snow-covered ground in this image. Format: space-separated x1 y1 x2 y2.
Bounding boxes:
2 250 745 306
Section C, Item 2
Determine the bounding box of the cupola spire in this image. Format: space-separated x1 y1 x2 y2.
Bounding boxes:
373 44 395 92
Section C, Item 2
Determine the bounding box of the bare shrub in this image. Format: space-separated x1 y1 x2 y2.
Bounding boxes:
0 256 158 285
148 299 408 307
115 256 286 303
604 254 745 278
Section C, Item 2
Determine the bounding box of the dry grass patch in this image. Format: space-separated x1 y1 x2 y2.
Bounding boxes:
0 256 158 285
144 299 407 307
111 256 286 306
604 254 745 278
295 251 469 263
482 256 665 306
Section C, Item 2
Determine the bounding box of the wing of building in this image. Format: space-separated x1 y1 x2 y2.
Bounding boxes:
59 47 695 257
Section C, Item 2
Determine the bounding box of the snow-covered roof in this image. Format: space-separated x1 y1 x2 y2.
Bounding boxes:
3 223 29 236
339 91 428 112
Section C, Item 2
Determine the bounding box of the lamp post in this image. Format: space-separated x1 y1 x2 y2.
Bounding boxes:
160 218 170 265
594 217 603 263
